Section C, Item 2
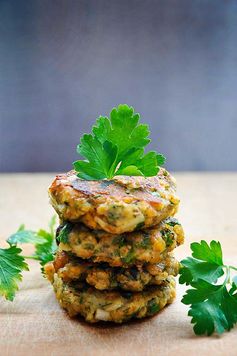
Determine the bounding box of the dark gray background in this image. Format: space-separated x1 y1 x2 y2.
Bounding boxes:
0 0 237 172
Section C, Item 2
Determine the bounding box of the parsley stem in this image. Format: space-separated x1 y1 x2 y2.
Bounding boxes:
229 265 237 272
22 255 39 260
224 266 231 285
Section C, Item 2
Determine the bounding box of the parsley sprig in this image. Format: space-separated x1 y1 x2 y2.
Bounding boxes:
0 217 57 301
180 240 237 336
73 104 165 180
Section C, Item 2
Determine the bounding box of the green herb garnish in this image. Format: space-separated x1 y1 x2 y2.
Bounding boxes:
73 104 165 180
180 240 237 336
0 217 57 301
0 245 29 301
8 225 45 245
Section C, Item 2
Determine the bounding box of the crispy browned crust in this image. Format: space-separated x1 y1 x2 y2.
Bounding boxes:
48 168 179 234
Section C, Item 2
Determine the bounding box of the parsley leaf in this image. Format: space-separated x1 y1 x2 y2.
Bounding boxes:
0 245 29 301
180 240 237 336
8 216 57 267
183 280 237 335
0 217 57 301
74 104 165 180
179 257 224 285
93 105 150 157
116 150 162 177
34 228 57 266
191 240 223 265
7 226 46 245
74 136 118 180
179 240 224 285
56 223 73 244
33 215 57 266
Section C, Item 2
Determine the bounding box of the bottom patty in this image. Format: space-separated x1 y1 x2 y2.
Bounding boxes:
52 274 176 323
44 251 180 292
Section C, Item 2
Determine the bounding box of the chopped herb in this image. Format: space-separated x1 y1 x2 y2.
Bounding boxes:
147 299 160 315
135 222 145 230
107 206 124 222
112 235 126 247
83 243 94 250
166 218 180 227
121 249 135 264
139 233 151 249
161 229 174 247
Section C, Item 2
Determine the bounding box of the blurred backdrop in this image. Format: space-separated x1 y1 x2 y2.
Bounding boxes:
0 0 237 172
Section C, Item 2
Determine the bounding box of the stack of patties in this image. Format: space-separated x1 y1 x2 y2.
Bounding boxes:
45 167 184 323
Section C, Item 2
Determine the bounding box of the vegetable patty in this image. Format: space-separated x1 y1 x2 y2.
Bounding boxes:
52 274 176 323
49 168 179 234
44 251 180 292
57 218 184 267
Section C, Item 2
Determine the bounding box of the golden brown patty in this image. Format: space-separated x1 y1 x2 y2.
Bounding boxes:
44 251 180 292
52 274 176 323
57 218 184 267
49 168 179 234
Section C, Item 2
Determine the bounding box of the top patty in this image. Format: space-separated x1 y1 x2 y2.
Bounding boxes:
49 168 179 234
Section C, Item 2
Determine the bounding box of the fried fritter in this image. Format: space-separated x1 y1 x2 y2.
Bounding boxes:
52 274 176 323
49 168 179 234
44 251 180 291
57 218 184 267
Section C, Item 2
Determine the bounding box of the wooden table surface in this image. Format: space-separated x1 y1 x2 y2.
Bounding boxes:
0 173 236 356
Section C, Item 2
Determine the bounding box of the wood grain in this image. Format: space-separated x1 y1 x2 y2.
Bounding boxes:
0 173 236 356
